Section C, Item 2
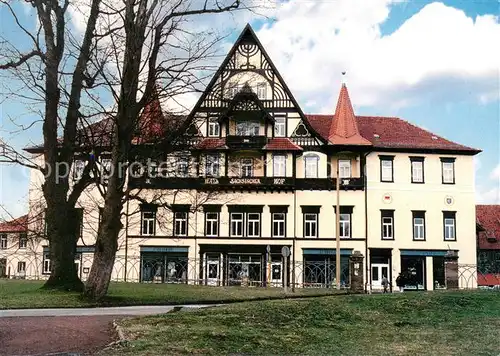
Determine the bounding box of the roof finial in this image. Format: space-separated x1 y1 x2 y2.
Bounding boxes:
341 71 346 85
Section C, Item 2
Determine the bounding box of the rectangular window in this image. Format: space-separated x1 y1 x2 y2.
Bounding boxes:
380 156 394 182
236 121 260 136
73 160 85 181
230 213 244 237
176 156 189 177
19 233 27 249
247 213 261 237
274 116 286 137
141 208 156 236
17 261 26 273
174 212 188 236
412 211 426 241
304 155 319 178
0 234 7 249
208 118 220 137
272 213 286 237
273 155 286 177
441 158 455 184
304 213 318 238
240 158 254 177
227 84 241 97
338 159 351 178
339 213 351 238
410 157 424 183
381 210 394 240
43 253 52 274
256 83 267 99
101 158 112 183
443 211 456 241
206 154 220 177
205 212 219 237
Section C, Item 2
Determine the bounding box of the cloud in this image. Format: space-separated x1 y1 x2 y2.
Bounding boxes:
255 1 500 113
476 163 500 204
490 164 500 180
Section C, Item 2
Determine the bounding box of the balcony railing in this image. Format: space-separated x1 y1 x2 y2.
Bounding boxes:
226 135 267 149
128 176 364 191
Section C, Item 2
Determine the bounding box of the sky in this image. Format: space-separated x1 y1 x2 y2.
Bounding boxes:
0 0 499 220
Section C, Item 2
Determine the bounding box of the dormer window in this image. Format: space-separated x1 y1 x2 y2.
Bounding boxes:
274 115 286 137
208 118 220 137
236 121 259 136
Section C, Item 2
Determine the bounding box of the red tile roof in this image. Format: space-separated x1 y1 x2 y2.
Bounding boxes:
306 115 480 153
264 138 302 151
328 84 372 146
0 215 28 233
477 205 500 250
195 138 227 150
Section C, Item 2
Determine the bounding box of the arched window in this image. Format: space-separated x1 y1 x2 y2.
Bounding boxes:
304 154 319 178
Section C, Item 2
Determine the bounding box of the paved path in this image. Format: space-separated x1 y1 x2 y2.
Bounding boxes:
0 304 214 318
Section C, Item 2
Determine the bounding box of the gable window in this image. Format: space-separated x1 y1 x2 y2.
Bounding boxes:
208 118 220 137
73 160 85 181
379 156 394 182
206 154 220 177
273 155 286 177
338 159 351 178
443 211 456 241
441 158 455 184
304 154 319 178
227 84 241 98
174 212 188 236
19 233 27 249
335 206 353 239
256 83 267 99
176 156 189 177
230 213 244 237
274 116 286 137
381 210 394 240
236 121 260 136
410 157 425 183
240 158 254 177
247 213 261 237
140 205 157 236
0 234 7 249
412 211 426 241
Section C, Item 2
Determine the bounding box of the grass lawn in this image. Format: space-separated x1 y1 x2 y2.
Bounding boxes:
0 279 345 309
107 291 500 356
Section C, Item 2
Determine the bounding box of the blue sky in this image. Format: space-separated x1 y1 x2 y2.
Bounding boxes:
1 0 499 219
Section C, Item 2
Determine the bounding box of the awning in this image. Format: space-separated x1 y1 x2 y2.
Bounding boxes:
140 246 189 253
302 248 353 256
400 249 456 257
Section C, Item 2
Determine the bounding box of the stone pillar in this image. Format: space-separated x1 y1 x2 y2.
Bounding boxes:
444 251 459 290
425 256 434 291
349 250 364 293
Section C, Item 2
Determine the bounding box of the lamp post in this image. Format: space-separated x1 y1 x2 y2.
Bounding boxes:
335 161 341 290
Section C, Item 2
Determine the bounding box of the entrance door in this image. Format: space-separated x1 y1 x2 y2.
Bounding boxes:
371 263 389 289
207 259 220 286
270 262 282 287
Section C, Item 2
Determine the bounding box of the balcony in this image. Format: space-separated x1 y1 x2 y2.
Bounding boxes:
226 135 267 149
295 177 364 191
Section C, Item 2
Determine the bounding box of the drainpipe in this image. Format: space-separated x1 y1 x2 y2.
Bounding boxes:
363 151 370 294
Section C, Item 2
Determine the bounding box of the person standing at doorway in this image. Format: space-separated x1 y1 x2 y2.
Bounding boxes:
396 272 405 292
381 275 389 293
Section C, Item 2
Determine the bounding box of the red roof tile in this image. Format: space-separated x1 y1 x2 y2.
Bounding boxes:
0 215 28 233
195 138 227 150
306 114 480 153
477 205 500 250
328 84 371 146
264 138 302 151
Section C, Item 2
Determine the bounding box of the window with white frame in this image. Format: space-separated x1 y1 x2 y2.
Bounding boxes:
0 234 7 249
230 213 244 237
73 160 85 181
247 213 260 237
441 158 455 184
381 210 394 240
274 116 286 137
206 154 220 177
304 213 318 238
141 208 156 236
412 211 425 240
240 158 254 177
380 156 394 182
208 118 220 137
205 212 219 237
338 159 351 178
411 157 424 183
273 155 286 177
304 155 319 178
17 261 26 273
174 212 188 236
443 212 456 241
256 83 267 99
236 121 260 136
339 213 351 238
176 156 189 177
19 233 27 249
272 213 286 237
